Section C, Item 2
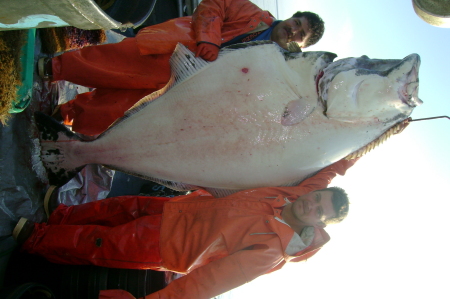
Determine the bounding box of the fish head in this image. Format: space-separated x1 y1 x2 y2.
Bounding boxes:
318 53 422 125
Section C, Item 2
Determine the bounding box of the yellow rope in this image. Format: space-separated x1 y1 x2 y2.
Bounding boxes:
345 118 411 160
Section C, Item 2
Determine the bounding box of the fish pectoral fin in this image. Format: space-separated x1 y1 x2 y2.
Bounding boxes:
281 99 315 126
109 43 213 129
170 43 211 86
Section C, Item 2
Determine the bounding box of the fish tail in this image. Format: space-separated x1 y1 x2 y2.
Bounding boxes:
34 111 85 186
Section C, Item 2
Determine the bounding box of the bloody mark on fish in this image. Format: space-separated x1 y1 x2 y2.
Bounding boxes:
241 68 249 73
315 70 324 94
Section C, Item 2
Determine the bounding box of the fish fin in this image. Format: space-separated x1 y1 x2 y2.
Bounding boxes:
203 188 244 198
130 43 210 109
105 84 172 135
34 111 85 186
169 43 211 85
281 99 315 126
103 43 212 133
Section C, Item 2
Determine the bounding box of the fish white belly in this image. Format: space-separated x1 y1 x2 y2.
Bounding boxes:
82 49 318 187
82 55 374 188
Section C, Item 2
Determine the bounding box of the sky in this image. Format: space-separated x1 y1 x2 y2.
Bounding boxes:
223 0 450 298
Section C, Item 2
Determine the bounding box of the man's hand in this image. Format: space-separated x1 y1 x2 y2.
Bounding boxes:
195 43 220 61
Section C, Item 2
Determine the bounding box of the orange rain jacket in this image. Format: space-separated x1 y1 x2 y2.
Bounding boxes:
136 0 274 55
98 158 358 299
57 0 275 135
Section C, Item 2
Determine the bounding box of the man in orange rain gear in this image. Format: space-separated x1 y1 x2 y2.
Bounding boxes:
41 0 324 135
14 158 354 299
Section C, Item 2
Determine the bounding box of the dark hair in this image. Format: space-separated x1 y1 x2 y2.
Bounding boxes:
291 11 325 47
319 186 349 224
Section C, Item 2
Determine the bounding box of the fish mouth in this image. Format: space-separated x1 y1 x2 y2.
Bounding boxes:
398 65 422 108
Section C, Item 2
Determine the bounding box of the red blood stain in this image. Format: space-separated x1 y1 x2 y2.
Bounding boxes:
241 68 249 73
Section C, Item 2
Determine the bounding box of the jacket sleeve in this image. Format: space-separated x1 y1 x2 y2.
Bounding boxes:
147 243 283 299
259 157 360 198
192 0 262 46
100 238 284 299
293 158 360 194
233 157 360 199
100 246 283 299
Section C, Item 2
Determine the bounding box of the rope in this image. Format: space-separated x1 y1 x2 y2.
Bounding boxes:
344 114 449 160
344 118 411 160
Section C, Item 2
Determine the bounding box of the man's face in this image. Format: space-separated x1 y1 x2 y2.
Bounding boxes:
290 191 335 227
271 17 312 50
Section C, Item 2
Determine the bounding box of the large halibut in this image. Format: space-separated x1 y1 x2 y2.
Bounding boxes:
36 42 421 196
